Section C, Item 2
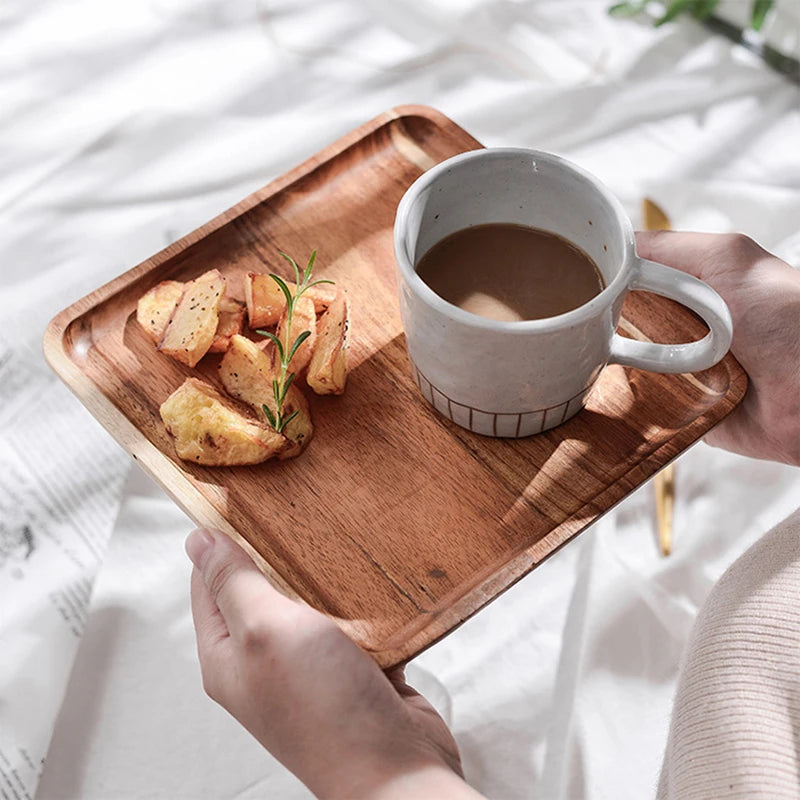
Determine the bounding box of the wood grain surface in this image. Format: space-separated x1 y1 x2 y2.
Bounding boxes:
43 106 748 668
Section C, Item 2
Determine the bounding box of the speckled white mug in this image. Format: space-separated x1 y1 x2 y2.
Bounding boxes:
393 148 733 437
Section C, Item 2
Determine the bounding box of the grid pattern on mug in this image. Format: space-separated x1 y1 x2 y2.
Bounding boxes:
412 365 593 437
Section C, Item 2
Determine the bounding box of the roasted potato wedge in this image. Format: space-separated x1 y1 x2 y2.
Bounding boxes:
136 280 183 344
307 290 349 395
218 335 313 458
275 295 316 374
244 272 337 328
209 296 246 353
159 269 226 367
244 272 286 329
159 377 289 465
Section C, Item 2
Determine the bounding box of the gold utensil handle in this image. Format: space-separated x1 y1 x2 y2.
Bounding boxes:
654 465 675 556
643 197 675 556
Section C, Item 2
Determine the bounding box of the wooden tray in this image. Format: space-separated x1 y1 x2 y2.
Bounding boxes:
44 105 747 668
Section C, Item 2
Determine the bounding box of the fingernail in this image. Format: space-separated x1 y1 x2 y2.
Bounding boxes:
185 528 214 567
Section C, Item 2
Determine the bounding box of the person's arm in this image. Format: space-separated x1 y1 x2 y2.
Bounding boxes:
186 528 485 799
635 231 800 466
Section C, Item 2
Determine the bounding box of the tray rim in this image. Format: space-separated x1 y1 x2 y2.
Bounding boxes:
43 104 748 667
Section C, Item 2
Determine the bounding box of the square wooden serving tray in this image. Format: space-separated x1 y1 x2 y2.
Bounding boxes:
44 105 747 668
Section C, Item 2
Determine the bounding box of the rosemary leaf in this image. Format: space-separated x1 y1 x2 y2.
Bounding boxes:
282 409 300 429
262 403 277 428
287 330 312 364
303 249 317 284
258 330 285 361
269 274 295 311
280 371 296 404
279 251 302 285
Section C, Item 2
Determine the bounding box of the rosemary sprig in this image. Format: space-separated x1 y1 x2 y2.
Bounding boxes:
256 250 334 434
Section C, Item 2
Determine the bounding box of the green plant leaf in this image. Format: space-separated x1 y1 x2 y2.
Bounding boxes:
279 251 302 285
691 0 720 19
280 371 296 404
608 1 648 17
257 329 285 361
610 0 773 34
287 329 312 363
282 409 300 429
303 249 317 284
751 0 773 30
296 277 335 302
262 403 277 428
269 273 295 313
655 0 695 25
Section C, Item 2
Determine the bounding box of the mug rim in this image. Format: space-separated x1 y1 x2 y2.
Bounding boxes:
394 147 636 333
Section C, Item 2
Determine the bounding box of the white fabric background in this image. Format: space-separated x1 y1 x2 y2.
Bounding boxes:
1 0 798 798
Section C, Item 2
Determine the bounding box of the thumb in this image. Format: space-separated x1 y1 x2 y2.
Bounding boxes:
185 528 286 639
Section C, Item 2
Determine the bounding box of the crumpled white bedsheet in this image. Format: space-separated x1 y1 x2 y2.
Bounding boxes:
3 0 797 798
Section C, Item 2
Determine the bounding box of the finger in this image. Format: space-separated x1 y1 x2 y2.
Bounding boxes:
386 665 421 699
189 564 230 654
635 230 768 286
386 666 440 707
189 565 236 701
635 230 720 280
386 665 406 686
385 667 465 776
185 528 296 642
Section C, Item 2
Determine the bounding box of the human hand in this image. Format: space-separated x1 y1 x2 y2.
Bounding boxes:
636 231 800 466
185 528 484 800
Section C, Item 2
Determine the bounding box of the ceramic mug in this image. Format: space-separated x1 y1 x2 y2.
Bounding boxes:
393 148 733 438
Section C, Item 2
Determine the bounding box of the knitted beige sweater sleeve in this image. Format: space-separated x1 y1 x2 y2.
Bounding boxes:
658 507 800 799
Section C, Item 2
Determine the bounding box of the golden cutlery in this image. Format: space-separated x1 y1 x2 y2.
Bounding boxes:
642 197 675 556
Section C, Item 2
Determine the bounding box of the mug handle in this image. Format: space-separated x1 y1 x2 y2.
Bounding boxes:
608 257 733 374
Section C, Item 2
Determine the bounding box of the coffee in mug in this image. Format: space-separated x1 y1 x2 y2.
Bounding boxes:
415 222 605 322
